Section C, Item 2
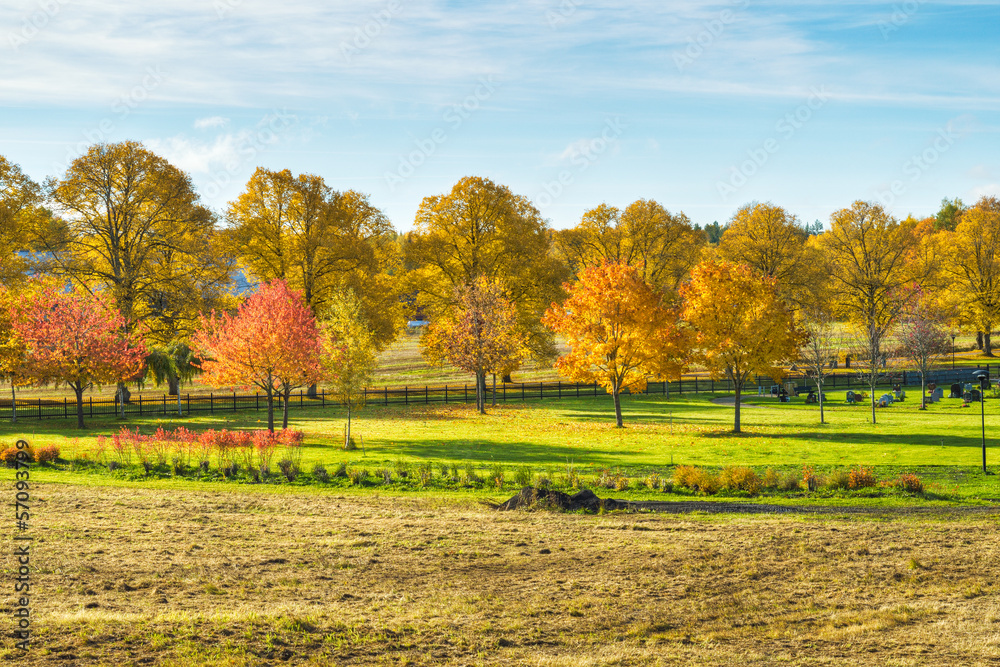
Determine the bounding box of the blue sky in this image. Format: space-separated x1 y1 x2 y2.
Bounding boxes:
3 0 999 231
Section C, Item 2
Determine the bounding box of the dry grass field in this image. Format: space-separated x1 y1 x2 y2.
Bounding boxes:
6 484 1000 666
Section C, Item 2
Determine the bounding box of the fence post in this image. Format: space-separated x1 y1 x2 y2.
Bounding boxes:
464 384 468 403
558 381 561 400
64 398 67 419
711 378 714 393
405 386 409 406
322 389 325 408
90 396 93 418
187 394 190 415
695 376 699 393
445 385 448 403
385 386 388 405
38 398 41 420
503 382 506 402
234 391 237 412
210 392 214 414
256 393 259 411
300 390 304 408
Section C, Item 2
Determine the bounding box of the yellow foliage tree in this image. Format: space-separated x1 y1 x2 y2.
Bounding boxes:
406 176 566 376
0 155 47 284
718 201 827 310
542 262 689 428
818 200 919 424
320 289 380 449
940 196 1000 355
42 141 232 342
681 261 802 433
553 199 705 295
227 167 403 350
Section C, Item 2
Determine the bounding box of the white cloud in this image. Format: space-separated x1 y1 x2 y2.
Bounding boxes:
194 116 230 130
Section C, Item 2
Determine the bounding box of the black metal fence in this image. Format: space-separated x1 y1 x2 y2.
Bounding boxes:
1 364 993 422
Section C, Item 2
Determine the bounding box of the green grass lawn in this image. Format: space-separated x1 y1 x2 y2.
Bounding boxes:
5 386 1000 503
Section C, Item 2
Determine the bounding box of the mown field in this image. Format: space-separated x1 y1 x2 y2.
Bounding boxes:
4 486 1000 666
5 390 1000 665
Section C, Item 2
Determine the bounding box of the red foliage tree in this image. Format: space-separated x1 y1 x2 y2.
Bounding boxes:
13 285 147 428
193 280 324 432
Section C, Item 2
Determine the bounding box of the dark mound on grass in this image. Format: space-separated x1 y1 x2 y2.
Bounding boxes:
496 487 630 512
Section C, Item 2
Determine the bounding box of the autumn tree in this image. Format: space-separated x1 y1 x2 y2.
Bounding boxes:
405 176 566 378
422 278 527 414
0 286 28 423
194 281 324 431
320 289 379 449
42 141 233 345
935 197 966 232
681 261 802 433
0 156 47 284
13 285 147 428
819 201 920 423
227 168 403 352
553 199 705 294
941 196 1000 356
718 202 827 310
799 310 839 424
898 290 950 410
543 262 689 428
143 340 198 415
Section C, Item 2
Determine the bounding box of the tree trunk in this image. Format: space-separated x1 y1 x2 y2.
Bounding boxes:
281 389 290 429
613 386 623 428
818 380 824 424
265 387 275 433
986 332 994 357
977 331 984 350
870 377 878 425
307 383 318 399
167 376 179 397
74 384 85 429
920 374 926 410
11 382 16 424
502 373 513 383
479 373 488 413
734 383 742 433
177 391 183 417
345 403 352 450
492 373 497 408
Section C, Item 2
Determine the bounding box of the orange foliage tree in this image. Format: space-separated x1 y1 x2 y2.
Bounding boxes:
13 284 147 429
194 280 324 432
542 262 689 428
681 261 803 433
422 278 527 414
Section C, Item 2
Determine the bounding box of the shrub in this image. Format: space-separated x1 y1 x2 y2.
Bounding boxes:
438 462 450 479
278 459 299 482
762 468 780 490
418 462 434 487
826 469 851 491
896 473 924 494
801 465 818 492
719 467 761 495
394 460 410 479
463 466 482 486
376 467 392 484
848 466 878 490
449 462 459 482
34 445 59 464
596 468 629 491
534 474 552 490
778 470 800 492
489 463 504 489
312 464 329 483
347 466 368 485
1 446 28 467
222 462 239 478
644 473 662 491
332 462 347 478
107 460 120 472
564 463 581 490
673 465 719 494
514 466 533 488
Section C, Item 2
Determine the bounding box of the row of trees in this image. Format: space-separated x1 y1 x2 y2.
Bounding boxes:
0 141 993 431
0 279 375 437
